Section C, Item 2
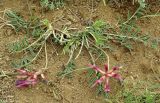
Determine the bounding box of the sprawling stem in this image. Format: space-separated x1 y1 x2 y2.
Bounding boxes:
102 0 106 6
66 49 74 65
92 44 110 70
75 38 84 59
18 43 44 68
15 29 52 53
44 42 48 69
122 7 141 25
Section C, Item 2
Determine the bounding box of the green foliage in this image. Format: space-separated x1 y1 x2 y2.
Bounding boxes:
63 33 81 53
42 19 50 27
5 9 153 69
5 13 49 68
5 11 52 69
30 18 46 38
122 80 160 103
87 69 106 95
12 56 32 68
91 20 106 31
137 0 146 8
118 23 149 50
87 69 96 86
111 6 152 50
151 39 159 49
90 46 107 61
87 20 108 46
0 100 6 103
5 10 46 38
51 21 108 64
40 0 64 10
57 61 75 78
123 90 159 103
122 6 147 26
2 4 160 103
5 10 158 94
9 37 29 52
5 10 28 32
32 27 45 38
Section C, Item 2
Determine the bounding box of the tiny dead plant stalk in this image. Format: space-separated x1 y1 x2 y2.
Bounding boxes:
102 0 106 6
150 57 160 82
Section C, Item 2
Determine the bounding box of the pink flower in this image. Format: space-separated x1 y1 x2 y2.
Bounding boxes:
15 69 45 88
89 64 122 92
16 79 37 88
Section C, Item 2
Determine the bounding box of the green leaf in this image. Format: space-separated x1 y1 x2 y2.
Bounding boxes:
42 19 49 26
92 20 106 31
151 39 159 49
138 0 146 8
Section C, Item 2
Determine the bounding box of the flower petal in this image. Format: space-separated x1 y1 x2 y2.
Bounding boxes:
104 64 108 72
104 79 110 92
16 75 28 79
112 73 122 81
16 80 30 88
108 66 121 74
16 69 33 76
16 69 27 74
91 76 105 87
88 64 105 74
16 79 37 88
112 66 120 71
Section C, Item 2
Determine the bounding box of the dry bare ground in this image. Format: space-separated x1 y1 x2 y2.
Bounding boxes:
0 0 160 103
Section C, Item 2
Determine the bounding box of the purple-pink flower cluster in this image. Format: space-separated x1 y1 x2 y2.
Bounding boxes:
89 64 122 92
15 69 45 88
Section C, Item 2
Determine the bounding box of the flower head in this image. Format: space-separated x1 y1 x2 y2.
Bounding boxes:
15 69 46 88
89 64 122 92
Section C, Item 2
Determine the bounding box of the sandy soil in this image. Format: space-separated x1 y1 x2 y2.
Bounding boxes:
0 0 160 103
